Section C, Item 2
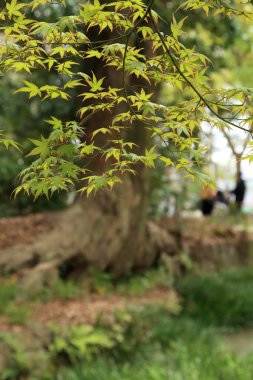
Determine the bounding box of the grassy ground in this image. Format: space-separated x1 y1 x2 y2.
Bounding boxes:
176 267 253 328
0 266 174 326
56 314 253 380
57 267 253 380
2 267 253 379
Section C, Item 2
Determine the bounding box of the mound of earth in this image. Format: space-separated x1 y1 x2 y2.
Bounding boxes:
0 212 56 250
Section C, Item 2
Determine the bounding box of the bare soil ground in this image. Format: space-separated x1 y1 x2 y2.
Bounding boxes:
0 212 56 249
32 287 178 326
0 286 178 333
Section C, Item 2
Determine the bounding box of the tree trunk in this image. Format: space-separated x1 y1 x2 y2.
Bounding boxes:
235 153 242 179
0 174 179 292
0 12 175 286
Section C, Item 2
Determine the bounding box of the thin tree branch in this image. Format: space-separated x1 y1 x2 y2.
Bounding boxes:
149 9 252 135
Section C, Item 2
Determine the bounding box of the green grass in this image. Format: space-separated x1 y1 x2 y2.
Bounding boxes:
176 267 253 328
3 267 253 379
56 352 253 380
0 278 19 311
0 267 172 329
4 303 29 324
34 279 82 302
0 277 81 324
114 266 172 295
55 315 253 380
78 266 173 296
0 278 30 324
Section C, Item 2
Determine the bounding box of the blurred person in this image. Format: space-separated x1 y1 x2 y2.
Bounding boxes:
200 185 215 216
231 172 246 211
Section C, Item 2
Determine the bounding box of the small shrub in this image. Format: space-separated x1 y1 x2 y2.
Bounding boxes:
0 333 30 380
49 325 115 364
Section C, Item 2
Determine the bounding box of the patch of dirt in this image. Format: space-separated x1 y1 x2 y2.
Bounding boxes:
32 287 179 326
0 212 57 250
0 287 179 333
0 318 25 334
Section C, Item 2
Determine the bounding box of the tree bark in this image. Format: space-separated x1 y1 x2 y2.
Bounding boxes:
221 129 249 178
0 176 178 291
0 10 170 284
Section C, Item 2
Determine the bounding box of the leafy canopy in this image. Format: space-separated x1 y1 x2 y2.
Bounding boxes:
0 0 253 198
